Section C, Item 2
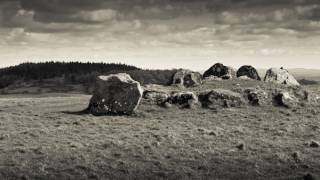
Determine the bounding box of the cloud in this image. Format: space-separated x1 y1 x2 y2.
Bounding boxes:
9 9 35 26
0 0 320 68
76 9 118 22
146 24 170 34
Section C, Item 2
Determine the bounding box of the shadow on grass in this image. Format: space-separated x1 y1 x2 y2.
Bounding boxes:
61 108 90 115
60 107 136 117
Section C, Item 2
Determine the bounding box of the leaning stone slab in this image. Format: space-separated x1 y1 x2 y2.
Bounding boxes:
264 68 300 86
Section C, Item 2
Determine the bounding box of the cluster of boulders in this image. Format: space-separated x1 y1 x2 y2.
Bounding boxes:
143 84 317 110
144 88 246 110
172 63 300 87
85 63 318 116
143 88 200 109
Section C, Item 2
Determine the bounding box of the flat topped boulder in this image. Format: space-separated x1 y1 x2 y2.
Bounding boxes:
88 73 143 115
143 90 169 105
237 65 261 80
172 69 202 87
264 68 300 86
199 89 245 109
167 91 199 109
203 63 236 80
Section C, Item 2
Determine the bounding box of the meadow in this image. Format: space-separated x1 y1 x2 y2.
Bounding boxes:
0 79 319 180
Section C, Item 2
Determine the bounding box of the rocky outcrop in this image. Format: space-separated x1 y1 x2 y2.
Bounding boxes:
237 65 261 80
203 63 236 80
88 73 143 115
172 69 202 87
199 89 245 109
264 68 300 86
167 92 199 109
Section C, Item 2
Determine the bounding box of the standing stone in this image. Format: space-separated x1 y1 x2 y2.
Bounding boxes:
237 65 261 80
88 73 143 115
203 63 236 79
172 69 202 87
264 68 300 86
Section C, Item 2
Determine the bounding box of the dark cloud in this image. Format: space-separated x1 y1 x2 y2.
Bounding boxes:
0 0 319 37
0 0 320 67
0 0 318 26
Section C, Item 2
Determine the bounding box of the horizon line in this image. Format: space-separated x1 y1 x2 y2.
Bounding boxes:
1 60 320 71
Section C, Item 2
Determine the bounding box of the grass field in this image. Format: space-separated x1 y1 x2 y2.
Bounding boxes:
0 80 319 180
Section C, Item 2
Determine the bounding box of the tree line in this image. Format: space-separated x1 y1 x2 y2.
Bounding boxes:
0 61 176 89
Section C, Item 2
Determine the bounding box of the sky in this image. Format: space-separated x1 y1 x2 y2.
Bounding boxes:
0 0 320 70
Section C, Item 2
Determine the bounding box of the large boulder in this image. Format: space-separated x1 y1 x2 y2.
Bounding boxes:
237 65 261 80
273 91 298 108
264 68 300 86
88 73 143 115
199 89 245 109
203 63 236 80
172 69 202 87
167 92 199 109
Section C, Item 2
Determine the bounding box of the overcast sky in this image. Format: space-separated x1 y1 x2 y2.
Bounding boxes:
0 0 319 70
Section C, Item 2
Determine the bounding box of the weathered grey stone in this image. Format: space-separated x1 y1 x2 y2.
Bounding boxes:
291 87 320 104
243 88 268 106
203 76 223 82
264 68 300 86
88 73 143 115
310 140 320 148
163 102 173 108
167 91 199 109
143 90 169 105
203 63 236 79
273 91 298 108
172 69 202 87
237 65 261 80
238 76 251 80
199 89 245 109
